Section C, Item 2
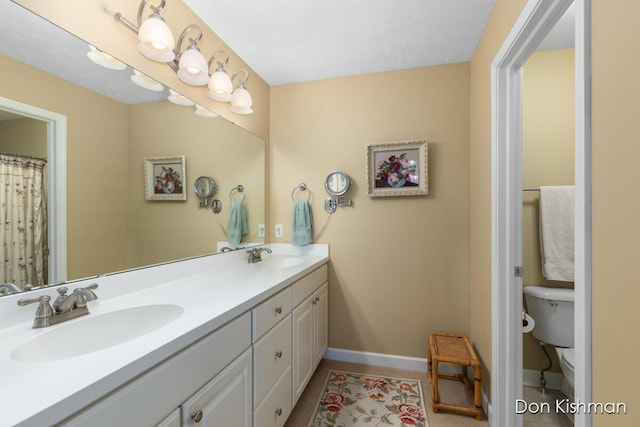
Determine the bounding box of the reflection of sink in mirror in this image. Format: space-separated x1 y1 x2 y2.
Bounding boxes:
263 257 305 269
11 304 184 362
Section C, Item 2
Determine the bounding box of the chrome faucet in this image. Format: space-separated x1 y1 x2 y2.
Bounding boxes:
53 284 99 312
0 282 21 294
219 246 234 253
17 283 99 328
247 247 272 263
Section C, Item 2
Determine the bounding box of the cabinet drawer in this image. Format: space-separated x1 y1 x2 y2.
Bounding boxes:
291 264 328 308
252 287 291 341
254 366 292 427
253 314 292 406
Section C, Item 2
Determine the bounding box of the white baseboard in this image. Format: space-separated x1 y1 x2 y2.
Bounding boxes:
324 347 428 372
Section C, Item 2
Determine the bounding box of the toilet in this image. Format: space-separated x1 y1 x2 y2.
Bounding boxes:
523 285 575 398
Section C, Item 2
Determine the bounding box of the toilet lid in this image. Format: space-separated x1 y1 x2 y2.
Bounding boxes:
562 347 575 369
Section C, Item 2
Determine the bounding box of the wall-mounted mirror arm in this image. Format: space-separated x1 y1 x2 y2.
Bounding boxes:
324 197 352 214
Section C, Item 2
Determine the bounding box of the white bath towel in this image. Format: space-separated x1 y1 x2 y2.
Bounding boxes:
539 185 574 281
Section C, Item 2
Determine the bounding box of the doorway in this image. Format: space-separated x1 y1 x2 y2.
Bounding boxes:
491 1 591 427
0 96 67 285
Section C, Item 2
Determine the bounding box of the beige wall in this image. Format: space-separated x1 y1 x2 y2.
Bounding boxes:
0 55 130 280
271 63 470 357
592 0 640 424
0 117 47 157
126 101 265 267
522 48 575 372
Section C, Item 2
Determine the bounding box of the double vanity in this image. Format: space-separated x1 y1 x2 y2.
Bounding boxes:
0 244 329 426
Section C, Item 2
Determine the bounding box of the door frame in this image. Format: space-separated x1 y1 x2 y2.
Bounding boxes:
490 1 591 426
0 96 67 284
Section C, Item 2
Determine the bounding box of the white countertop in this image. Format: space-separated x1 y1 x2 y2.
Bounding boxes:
0 244 329 427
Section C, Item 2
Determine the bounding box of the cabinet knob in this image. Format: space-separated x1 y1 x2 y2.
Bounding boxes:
276 350 283 358
275 306 283 314
275 408 283 416
191 410 203 423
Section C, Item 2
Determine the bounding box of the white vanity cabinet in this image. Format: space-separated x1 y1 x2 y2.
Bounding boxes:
61 313 252 427
252 289 293 427
292 266 329 405
180 347 252 426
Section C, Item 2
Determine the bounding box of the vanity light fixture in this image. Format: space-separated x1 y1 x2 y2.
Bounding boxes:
115 0 253 115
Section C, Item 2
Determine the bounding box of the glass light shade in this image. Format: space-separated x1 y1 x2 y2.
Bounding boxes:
195 104 219 118
207 70 233 101
177 47 209 86
230 86 253 115
137 14 175 62
87 45 126 70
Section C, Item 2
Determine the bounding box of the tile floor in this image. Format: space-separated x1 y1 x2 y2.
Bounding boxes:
522 386 573 427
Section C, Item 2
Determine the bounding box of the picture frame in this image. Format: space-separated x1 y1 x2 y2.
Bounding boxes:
366 140 429 197
144 156 187 201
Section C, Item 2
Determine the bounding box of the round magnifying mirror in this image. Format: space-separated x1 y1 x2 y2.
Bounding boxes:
194 176 217 199
325 171 351 197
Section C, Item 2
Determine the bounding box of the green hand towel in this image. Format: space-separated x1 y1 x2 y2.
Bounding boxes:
292 201 313 246
228 201 248 246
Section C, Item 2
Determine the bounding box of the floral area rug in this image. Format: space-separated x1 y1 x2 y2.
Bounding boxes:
308 371 428 426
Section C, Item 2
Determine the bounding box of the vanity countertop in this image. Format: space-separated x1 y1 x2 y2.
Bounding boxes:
0 244 329 427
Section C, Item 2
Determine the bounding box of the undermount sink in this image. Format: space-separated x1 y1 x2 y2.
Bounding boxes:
263 256 305 269
11 304 184 362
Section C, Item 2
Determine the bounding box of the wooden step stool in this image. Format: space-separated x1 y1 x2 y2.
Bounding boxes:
427 331 483 420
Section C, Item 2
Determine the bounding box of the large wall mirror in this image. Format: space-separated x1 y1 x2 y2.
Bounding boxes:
0 2 265 296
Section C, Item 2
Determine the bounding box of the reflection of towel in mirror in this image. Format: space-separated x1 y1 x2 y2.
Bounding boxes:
292 201 313 246
227 201 248 246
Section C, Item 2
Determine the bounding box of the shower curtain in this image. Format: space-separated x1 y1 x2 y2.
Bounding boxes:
0 154 48 289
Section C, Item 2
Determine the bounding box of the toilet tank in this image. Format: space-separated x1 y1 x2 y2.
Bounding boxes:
524 286 574 347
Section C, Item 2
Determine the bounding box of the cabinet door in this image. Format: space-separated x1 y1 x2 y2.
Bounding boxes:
313 282 329 367
156 408 180 427
292 294 314 405
181 348 252 427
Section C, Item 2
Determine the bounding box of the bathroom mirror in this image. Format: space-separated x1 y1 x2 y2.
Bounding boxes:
0 2 265 295
325 171 352 197
194 176 217 199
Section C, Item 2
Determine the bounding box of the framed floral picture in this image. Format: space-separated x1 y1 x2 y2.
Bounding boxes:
366 140 429 197
144 156 186 201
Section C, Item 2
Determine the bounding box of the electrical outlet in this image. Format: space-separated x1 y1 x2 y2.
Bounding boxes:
258 224 265 237
275 224 284 238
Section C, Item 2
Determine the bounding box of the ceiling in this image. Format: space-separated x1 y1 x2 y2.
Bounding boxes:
184 0 498 86
0 1 574 109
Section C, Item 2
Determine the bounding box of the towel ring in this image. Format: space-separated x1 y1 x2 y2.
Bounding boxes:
291 183 311 202
229 185 246 202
